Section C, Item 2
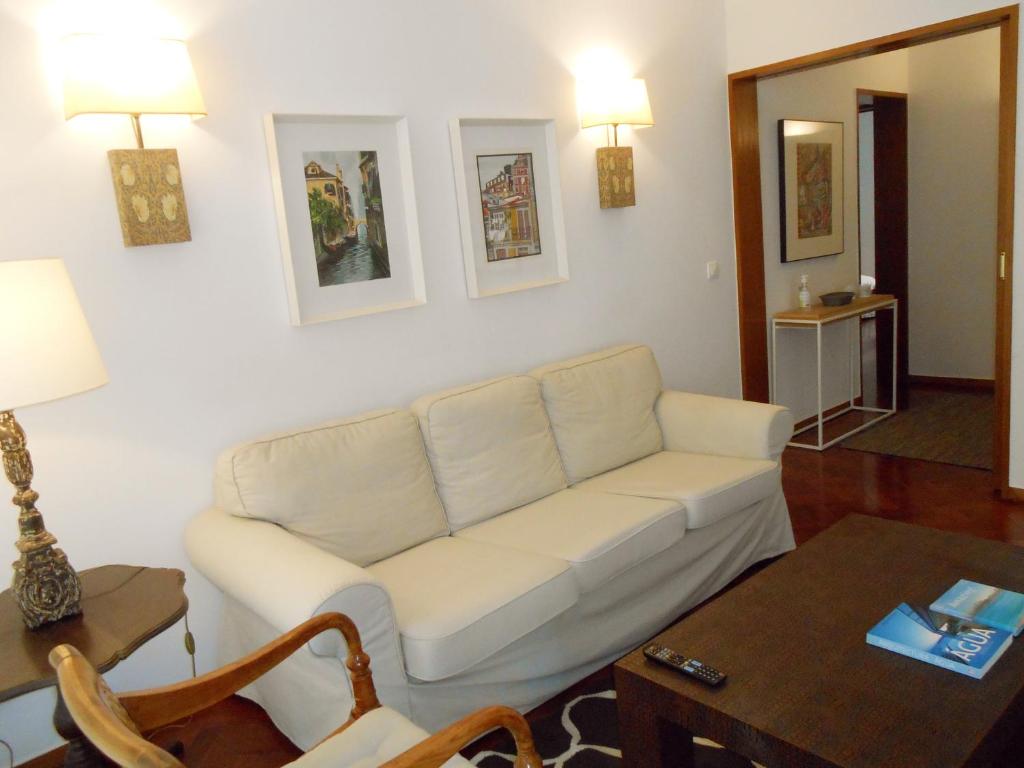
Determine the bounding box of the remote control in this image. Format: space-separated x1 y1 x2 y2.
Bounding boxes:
643 643 726 686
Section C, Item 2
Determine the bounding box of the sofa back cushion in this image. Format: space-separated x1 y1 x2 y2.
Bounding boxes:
411 376 567 531
530 344 664 483
214 409 448 566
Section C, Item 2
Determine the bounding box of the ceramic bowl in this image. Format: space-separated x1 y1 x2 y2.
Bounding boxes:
820 291 855 306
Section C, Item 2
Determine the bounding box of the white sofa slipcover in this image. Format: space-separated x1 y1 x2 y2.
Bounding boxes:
530 345 664 484
456 489 685 593
410 376 566 530
214 408 449 565
577 452 780 529
186 343 795 750
367 536 578 682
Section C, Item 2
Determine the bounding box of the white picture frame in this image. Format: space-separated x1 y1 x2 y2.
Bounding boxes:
449 118 569 298
264 114 426 325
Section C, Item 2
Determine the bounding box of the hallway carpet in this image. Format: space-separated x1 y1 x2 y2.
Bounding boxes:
841 388 993 469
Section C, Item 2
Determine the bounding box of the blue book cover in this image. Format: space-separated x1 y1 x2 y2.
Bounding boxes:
930 579 1024 637
866 603 1013 679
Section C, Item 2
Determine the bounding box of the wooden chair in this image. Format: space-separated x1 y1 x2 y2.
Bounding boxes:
49 612 541 768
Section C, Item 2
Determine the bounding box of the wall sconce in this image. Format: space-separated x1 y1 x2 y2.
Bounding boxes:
577 78 654 209
62 34 206 247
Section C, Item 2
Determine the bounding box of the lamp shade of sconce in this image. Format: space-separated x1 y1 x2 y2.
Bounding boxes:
576 78 654 209
61 34 205 247
61 34 206 120
577 78 654 130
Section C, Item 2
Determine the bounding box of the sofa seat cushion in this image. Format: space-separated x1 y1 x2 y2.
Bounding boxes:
576 451 780 529
530 344 664 484
367 537 578 682
214 409 447 566
284 705 470 768
455 489 685 593
411 376 567 531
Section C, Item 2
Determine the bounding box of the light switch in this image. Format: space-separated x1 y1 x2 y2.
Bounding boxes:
706 260 719 280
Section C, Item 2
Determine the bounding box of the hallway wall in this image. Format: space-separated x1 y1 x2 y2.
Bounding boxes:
907 28 1000 381
757 50 908 421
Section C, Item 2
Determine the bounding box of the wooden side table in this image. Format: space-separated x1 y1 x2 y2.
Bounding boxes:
771 293 898 450
0 565 189 766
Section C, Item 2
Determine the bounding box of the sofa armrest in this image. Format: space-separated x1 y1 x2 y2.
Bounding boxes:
185 508 405 667
655 390 794 461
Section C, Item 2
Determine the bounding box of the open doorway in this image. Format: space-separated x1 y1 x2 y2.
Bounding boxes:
851 71 997 471
728 6 1017 496
856 89 908 412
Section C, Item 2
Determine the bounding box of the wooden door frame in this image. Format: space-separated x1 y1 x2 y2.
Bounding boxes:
728 6 1018 497
858 90 910 411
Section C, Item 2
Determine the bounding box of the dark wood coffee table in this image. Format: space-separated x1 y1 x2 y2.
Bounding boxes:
615 515 1024 768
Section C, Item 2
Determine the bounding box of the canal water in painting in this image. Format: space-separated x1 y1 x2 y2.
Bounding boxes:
317 230 390 285
302 149 391 287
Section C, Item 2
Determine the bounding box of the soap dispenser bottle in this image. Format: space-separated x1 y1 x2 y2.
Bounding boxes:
798 275 811 308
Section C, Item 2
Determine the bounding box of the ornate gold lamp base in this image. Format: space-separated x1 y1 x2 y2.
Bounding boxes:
596 145 636 209
1 411 82 629
108 148 192 248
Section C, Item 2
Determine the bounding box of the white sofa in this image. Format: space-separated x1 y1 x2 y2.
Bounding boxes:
186 344 795 749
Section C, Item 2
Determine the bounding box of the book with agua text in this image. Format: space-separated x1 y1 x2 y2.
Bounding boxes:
866 603 1012 679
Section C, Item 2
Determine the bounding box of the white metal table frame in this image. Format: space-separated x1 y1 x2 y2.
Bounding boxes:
771 297 898 451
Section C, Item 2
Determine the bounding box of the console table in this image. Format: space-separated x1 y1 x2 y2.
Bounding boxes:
0 565 189 767
771 294 897 450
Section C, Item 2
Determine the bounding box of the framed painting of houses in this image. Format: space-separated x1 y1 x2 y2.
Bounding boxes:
264 114 426 325
450 118 569 298
778 119 844 262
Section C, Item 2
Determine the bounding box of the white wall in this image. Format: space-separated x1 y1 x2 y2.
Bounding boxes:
858 110 876 279
726 0 1024 489
0 0 740 761
757 51 908 420
907 28 1000 380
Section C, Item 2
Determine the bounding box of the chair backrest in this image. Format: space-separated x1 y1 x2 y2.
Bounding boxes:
49 614 540 768
49 644 184 768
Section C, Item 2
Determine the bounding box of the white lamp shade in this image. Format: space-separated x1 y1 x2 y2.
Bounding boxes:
62 34 207 119
578 78 655 129
0 260 108 412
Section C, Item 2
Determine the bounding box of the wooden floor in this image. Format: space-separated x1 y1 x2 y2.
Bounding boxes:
782 444 1024 546
26 447 1023 768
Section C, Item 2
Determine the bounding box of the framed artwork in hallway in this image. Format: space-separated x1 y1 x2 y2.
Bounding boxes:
265 114 426 325
450 117 569 298
778 119 844 262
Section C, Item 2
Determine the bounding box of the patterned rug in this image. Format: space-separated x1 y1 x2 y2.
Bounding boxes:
841 388 993 470
466 681 758 768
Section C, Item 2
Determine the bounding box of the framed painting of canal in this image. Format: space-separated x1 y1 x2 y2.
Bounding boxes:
777 119 844 263
264 114 426 325
450 118 569 298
